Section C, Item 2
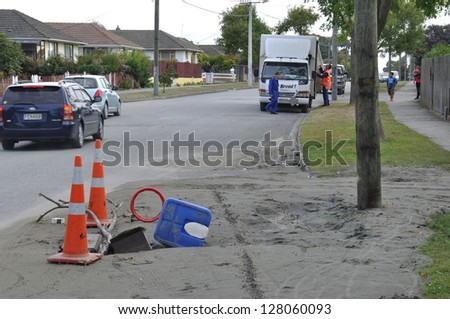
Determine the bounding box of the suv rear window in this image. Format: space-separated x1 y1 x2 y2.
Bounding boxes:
3 86 64 104
68 78 98 89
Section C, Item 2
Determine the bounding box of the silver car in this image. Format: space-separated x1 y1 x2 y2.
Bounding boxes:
64 75 121 119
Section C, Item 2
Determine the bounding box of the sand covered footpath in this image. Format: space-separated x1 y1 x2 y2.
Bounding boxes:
0 165 449 299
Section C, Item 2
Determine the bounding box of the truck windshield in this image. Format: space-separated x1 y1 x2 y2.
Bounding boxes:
262 62 308 82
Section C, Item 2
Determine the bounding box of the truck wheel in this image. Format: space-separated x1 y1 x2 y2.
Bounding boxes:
301 105 310 113
308 95 313 108
260 103 267 112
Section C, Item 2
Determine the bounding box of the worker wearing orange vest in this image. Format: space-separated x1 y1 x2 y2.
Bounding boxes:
318 64 332 106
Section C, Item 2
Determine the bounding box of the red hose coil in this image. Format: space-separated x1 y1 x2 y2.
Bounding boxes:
129 187 165 223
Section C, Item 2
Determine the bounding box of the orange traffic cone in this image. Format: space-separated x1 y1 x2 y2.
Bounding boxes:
86 139 111 227
47 155 102 265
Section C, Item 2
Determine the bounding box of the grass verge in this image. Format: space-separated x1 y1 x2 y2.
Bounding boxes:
120 82 253 103
300 102 450 176
300 94 450 298
420 213 450 298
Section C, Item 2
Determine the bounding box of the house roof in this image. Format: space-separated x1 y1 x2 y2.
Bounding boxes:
0 9 84 44
198 45 226 56
47 23 143 50
111 29 202 52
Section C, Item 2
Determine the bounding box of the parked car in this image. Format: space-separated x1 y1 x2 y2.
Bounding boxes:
0 81 104 150
64 75 121 119
318 63 347 95
379 71 399 83
334 64 347 95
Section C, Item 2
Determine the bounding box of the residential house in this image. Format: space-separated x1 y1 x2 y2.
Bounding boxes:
48 23 143 56
111 29 202 63
0 10 85 61
198 44 226 57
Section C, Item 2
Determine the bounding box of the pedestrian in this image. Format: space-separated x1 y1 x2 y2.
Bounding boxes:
386 71 398 102
265 71 281 114
413 65 421 100
318 64 332 106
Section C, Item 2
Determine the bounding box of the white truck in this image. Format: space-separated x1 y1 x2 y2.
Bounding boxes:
258 34 323 113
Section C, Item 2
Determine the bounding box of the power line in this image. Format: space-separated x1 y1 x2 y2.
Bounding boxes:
182 0 248 17
196 32 221 44
181 0 222 15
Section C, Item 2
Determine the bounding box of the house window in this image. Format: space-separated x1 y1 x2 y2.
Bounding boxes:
48 42 58 57
82 47 96 55
64 44 73 60
160 51 176 61
21 43 37 59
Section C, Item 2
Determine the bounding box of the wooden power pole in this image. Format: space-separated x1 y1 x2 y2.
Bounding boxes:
354 0 382 209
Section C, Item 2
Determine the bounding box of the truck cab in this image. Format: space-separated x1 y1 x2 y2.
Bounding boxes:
259 59 311 112
258 35 322 113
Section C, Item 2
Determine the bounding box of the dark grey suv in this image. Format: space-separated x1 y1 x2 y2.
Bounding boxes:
0 81 104 150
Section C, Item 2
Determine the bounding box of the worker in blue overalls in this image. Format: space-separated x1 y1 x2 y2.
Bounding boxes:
265 71 281 114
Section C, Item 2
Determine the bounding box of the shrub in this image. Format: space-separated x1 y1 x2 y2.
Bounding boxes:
424 43 450 58
122 51 151 88
0 33 25 76
38 55 76 76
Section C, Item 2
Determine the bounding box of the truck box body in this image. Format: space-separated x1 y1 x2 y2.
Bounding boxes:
259 34 323 112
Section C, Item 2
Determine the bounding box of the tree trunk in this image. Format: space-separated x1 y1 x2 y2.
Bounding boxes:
377 0 392 38
354 0 382 209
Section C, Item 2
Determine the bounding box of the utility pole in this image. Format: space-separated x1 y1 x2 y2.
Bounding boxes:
354 0 381 209
238 0 269 88
247 2 253 87
153 0 159 96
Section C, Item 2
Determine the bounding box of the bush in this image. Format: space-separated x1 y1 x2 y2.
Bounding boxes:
38 55 76 76
101 53 121 74
424 43 450 58
76 54 103 75
159 64 179 90
122 51 151 88
0 33 25 76
21 57 40 77
19 49 151 89
200 53 239 73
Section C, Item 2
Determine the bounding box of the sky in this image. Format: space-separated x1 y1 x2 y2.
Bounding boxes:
2 0 448 71
3 0 320 44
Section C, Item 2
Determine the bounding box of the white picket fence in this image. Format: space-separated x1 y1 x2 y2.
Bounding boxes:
202 72 236 84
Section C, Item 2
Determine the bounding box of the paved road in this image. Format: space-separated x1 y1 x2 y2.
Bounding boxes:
0 88 316 230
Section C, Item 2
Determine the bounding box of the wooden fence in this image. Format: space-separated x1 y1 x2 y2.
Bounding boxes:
156 61 202 78
421 55 450 116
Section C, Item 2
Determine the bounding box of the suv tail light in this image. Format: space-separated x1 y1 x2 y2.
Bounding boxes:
63 104 74 121
93 89 103 98
0 105 3 122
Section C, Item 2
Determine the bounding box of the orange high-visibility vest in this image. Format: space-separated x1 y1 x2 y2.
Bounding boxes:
322 69 332 90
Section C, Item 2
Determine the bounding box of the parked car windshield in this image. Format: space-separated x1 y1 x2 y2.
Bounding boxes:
67 78 98 89
262 62 308 81
2 86 64 104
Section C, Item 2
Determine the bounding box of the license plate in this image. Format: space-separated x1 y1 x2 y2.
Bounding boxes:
24 113 42 120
